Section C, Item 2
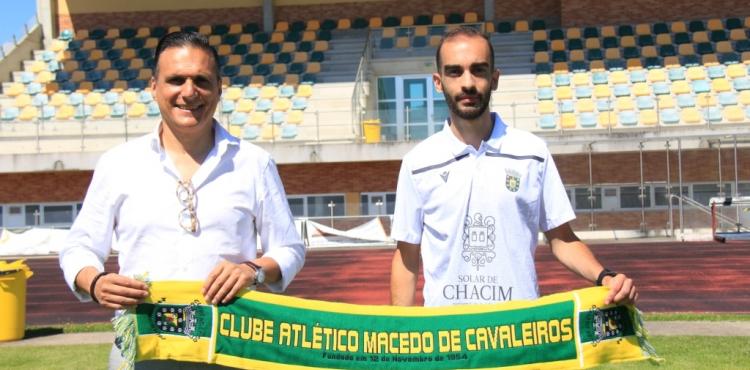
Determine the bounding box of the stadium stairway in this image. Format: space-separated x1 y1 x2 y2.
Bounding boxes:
490 31 535 75
316 29 368 83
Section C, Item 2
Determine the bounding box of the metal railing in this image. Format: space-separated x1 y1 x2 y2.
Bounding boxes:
1 15 39 60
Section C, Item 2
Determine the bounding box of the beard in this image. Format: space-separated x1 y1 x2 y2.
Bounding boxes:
443 87 492 120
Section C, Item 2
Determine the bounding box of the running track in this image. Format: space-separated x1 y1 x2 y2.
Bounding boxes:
13 241 750 326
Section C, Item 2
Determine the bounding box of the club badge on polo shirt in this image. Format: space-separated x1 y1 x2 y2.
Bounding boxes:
505 168 521 192
461 213 496 270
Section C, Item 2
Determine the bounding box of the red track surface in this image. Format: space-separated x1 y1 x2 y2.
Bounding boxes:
13 241 750 326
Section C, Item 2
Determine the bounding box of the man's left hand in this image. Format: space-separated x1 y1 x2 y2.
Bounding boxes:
202 260 255 305
602 273 638 305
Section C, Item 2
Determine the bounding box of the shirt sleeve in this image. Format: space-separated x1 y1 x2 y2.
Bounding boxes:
390 159 424 245
539 150 576 232
256 158 306 292
58 153 119 301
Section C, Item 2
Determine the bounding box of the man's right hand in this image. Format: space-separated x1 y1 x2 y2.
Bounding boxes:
76 267 149 309
390 241 421 306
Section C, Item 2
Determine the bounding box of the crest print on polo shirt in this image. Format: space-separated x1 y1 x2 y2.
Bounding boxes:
505 168 521 192
461 213 496 270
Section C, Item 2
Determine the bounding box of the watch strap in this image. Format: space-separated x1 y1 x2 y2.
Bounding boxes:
596 268 618 286
243 261 263 285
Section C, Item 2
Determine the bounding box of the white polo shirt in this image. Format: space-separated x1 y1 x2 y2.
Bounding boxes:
392 113 575 307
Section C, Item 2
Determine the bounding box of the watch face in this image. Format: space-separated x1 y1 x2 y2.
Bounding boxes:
255 268 265 284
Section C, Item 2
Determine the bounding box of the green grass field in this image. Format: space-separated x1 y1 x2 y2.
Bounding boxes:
1 336 748 369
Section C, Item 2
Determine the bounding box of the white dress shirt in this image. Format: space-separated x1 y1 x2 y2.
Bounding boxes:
59 121 306 301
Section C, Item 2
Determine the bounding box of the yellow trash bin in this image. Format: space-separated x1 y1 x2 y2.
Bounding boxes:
363 119 381 143
0 259 33 342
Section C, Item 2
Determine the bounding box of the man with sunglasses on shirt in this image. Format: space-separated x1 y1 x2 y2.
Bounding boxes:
59 31 306 369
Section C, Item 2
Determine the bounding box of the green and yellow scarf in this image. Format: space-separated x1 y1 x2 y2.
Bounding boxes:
114 282 659 369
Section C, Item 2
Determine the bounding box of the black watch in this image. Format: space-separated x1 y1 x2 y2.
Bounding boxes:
596 268 618 286
244 261 265 285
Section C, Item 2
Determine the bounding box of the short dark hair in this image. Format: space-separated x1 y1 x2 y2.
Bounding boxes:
435 26 495 71
153 31 221 80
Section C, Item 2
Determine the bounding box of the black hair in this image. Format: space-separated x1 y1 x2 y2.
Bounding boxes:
153 31 221 80
435 26 495 71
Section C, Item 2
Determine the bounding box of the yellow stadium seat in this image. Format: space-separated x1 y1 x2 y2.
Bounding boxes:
248 43 263 54
395 37 410 48
260 85 278 99
576 99 595 112
626 59 642 70
260 53 275 65
566 28 581 39
635 23 651 35
609 70 628 84
560 113 577 129
632 83 650 96
670 21 686 33
291 51 308 63
743 51 750 63
251 76 265 85
598 111 618 127
369 17 382 28
306 62 321 74
739 91 750 105
730 29 747 41
217 44 231 56
19 106 38 121
400 15 414 27
553 62 569 73
296 84 313 98
680 108 702 124
224 87 243 101
712 78 731 93
537 101 556 114
382 28 396 38
414 25 428 37
716 41 733 54
120 48 136 59
663 56 681 67
585 38 600 49
28 60 45 73
706 18 723 31
228 125 243 138
301 31 316 42
271 64 287 75
657 95 676 109
221 23 239 35
95 59 111 71
464 12 478 23
306 20 320 31
4 83 24 96
275 21 289 32
550 40 565 51
208 35 222 46
702 54 719 66
601 26 616 37
49 93 67 107
44 82 59 94
620 36 636 47
80 39 96 51
55 104 74 120
692 31 709 43
483 22 495 33
337 18 351 29
429 35 441 47
128 103 146 118
112 38 127 49
671 80 691 94
122 90 138 105
686 66 707 80
647 68 666 83
314 41 329 51
272 98 291 111
270 32 285 43
569 50 585 62
287 110 304 124
84 92 102 106
14 94 32 108
261 124 278 140
136 27 151 38
532 30 547 41
535 74 552 87
50 39 67 52
678 44 695 56
615 97 635 111
641 46 657 58
168 26 181 33
604 48 621 60
555 86 573 100
593 85 611 98
89 49 104 60
724 106 745 122
514 20 528 31
35 70 54 84
238 34 253 45
640 110 658 125
105 28 119 39
236 99 255 113
70 70 86 82
91 104 111 119
572 72 589 86
433 14 447 25
655 33 672 46
696 93 717 107
534 52 550 64
249 112 266 125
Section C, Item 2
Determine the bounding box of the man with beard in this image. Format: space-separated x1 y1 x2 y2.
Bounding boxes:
59 31 305 368
390 27 636 307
